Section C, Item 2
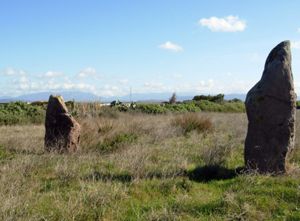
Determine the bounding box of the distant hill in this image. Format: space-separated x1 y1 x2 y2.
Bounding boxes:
0 91 246 103
0 91 100 103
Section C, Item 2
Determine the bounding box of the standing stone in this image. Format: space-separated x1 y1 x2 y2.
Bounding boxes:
45 95 81 153
245 41 296 173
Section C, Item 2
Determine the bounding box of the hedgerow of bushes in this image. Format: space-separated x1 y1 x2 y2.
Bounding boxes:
0 101 45 125
0 99 245 125
134 100 245 114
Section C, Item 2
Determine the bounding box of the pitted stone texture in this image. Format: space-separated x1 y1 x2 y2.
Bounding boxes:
245 41 296 173
45 95 80 153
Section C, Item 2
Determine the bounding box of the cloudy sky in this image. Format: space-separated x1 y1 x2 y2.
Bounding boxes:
0 0 300 97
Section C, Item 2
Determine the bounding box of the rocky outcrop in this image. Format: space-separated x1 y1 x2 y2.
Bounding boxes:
44 95 80 153
245 41 296 173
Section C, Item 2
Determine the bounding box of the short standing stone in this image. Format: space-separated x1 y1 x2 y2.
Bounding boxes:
44 95 80 153
245 41 296 173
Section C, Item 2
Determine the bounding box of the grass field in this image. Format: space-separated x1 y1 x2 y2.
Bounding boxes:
1 111 300 220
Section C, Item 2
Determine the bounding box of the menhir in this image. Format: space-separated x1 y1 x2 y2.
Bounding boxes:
44 95 80 153
245 41 296 173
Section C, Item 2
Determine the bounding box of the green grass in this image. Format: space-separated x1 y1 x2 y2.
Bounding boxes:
0 111 299 220
2 155 299 220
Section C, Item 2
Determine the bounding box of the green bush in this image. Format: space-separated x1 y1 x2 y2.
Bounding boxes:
134 101 244 114
135 104 168 114
195 100 245 113
193 94 224 103
0 102 45 125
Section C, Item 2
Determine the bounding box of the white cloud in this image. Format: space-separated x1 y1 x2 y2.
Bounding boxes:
118 79 129 85
100 84 125 97
298 28 300 33
199 15 246 32
159 41 183 52
195 79 215 91
18 76 30 90
1 67 26 76
78 67 97 78
144 81 166 90
44 71 63 78
62 83 96 92
291 41 300 49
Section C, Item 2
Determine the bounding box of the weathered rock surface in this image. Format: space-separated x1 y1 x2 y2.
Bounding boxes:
44 95 80 153
245 41 296 173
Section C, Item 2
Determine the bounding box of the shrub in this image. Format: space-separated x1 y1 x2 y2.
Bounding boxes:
134 101 244 114
135 104 168 114
172 113 213 135
0 102 45 125
193 94 224 103
195 100 245 113
95 132 138 153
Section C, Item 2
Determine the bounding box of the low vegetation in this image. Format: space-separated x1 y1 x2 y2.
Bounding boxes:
0 109 300 220
133 100 245 114
0 99 245 125
172 113 213 135
0 101 45 125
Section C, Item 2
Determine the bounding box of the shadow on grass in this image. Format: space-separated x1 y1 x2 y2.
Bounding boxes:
84 171 133 183
83 166 244 183
187 165 244 182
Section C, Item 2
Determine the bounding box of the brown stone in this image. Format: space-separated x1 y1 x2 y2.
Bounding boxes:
244 41 296 173
44 95 80 153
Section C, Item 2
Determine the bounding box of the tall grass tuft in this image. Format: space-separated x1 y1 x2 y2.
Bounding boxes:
172 113 213 135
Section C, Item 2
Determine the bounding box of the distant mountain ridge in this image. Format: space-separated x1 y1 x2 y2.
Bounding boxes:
0 91 246 103
0 91 100 103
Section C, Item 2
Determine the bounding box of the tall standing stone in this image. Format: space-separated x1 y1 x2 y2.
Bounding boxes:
245 41 296 173
45 95 81 153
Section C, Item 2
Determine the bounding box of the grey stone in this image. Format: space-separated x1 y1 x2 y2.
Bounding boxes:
244 41 296 173
44 95 80 153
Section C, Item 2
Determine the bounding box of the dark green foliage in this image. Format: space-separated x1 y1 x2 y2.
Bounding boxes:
195 100 245 113
193 94 225 103
135 100 245 114
0 102 45 125
135 104 168 114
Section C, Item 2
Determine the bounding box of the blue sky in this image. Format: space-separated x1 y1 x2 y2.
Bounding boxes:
0 0 300 97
